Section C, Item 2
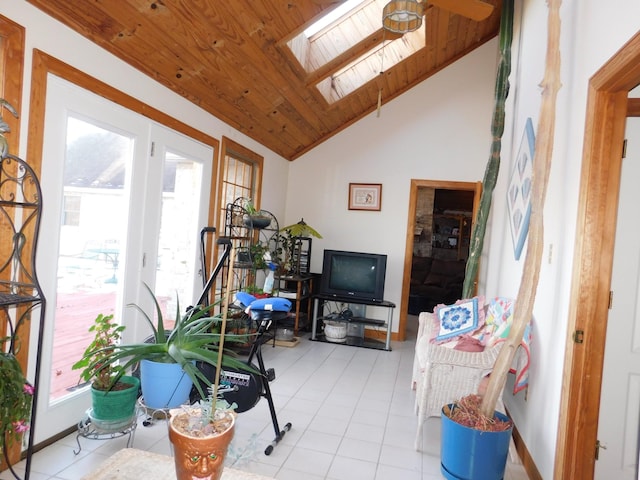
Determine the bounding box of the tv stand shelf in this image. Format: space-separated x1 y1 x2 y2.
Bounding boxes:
310 295 395 351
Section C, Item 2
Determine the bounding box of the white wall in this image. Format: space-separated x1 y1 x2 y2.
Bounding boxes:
287 39 499 324
480 1 640 478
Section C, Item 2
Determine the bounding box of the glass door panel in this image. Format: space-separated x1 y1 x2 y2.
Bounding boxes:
148 125 212 324
36 76 214 444
35 76 148 444
51 116 133 401
155 151 203 324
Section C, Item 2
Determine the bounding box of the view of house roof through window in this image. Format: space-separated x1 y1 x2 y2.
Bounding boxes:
288 0 425 104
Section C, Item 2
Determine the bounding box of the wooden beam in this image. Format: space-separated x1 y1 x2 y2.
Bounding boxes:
305 29 402 86
627 98 640 116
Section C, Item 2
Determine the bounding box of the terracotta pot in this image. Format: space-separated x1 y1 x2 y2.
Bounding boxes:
168 411 235 480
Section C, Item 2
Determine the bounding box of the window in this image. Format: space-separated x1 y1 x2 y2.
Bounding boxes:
286 0 425 103
215 137 264 294
217 137 263 236
62 194 81 226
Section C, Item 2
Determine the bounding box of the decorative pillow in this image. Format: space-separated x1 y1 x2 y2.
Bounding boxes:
434 297 484 343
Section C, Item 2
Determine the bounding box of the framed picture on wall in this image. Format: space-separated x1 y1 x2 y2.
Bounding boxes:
507 118 535 260
349 183 382 211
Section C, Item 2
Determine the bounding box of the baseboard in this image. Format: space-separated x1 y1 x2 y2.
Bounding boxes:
512 421 543 480
364 328 399 341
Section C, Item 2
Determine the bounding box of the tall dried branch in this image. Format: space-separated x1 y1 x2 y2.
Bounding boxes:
481 0 562 417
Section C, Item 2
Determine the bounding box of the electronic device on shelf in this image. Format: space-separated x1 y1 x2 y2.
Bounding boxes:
318 249 387 303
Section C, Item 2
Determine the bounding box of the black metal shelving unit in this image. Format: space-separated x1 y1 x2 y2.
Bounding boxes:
0 154 46 480
221 197 279 294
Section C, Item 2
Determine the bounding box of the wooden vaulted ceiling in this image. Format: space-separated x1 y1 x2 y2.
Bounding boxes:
26 0 502 160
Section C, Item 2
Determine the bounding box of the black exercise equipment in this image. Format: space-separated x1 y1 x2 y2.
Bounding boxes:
191 228 292 455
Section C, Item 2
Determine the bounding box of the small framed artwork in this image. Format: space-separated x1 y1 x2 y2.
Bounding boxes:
507 117 535 260
348 183 382 211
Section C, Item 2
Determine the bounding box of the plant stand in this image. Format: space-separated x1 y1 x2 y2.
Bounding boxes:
136 396 172 427
73 408 140 454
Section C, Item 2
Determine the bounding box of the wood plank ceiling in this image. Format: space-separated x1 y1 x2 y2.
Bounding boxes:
26 0 502 160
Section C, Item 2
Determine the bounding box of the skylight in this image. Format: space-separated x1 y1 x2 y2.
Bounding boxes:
304 0 366 38
316 26 425 103
286 0 425 104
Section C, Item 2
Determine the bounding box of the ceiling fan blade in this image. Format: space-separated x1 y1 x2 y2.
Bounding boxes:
427 0 495 21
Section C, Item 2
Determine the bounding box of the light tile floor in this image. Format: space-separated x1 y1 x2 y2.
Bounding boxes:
10 316 528 480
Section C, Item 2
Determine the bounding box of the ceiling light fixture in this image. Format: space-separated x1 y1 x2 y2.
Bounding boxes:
382 0 424 34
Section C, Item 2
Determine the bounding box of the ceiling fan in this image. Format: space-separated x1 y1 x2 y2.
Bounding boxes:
382 0 495 33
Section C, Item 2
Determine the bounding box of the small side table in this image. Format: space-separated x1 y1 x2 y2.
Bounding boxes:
275 274 313 334
74 409 139 454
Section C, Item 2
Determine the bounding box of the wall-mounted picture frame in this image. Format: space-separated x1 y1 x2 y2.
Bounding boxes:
348 183 382 211
507 117 535 260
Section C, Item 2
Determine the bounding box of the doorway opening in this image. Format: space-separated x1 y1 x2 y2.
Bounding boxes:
399 180 481 341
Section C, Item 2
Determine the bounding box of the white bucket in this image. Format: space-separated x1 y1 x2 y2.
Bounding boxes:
324 321 347 342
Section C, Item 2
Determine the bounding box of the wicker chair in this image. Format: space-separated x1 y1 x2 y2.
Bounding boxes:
412 311 505 450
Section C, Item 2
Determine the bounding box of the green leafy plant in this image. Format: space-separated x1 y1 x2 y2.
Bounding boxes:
0 345 34 450
72 313 127 391
242 198 260 215
75 283 253 401
249 242 272 270
277 219 322 275
0 98 19 157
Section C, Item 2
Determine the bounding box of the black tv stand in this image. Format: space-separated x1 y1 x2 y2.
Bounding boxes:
310 294 395 351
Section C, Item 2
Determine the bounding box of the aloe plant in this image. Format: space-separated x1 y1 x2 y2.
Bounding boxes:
75 283 253 401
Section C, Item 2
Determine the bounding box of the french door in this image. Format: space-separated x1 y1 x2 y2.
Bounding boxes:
35 75 213 443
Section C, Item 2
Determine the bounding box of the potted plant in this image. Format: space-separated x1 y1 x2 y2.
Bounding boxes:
72 313 140 428
441 394 513 480
242 198 272 229
440 1 559 478
168 391 237 480
0 338 33 469
165 251 258 479
278 218 322 275
78 283 251 410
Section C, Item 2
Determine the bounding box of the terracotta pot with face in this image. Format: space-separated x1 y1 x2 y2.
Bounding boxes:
168 411 235 480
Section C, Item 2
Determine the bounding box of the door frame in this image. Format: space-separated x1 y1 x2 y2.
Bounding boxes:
555 31 640 478
399 179 482 341
25 50 220 447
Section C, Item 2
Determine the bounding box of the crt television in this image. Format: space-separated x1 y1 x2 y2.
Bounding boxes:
319 249 387 303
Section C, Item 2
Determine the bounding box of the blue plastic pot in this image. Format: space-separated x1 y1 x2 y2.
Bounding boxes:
441 404 513 480
140 359 193 409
